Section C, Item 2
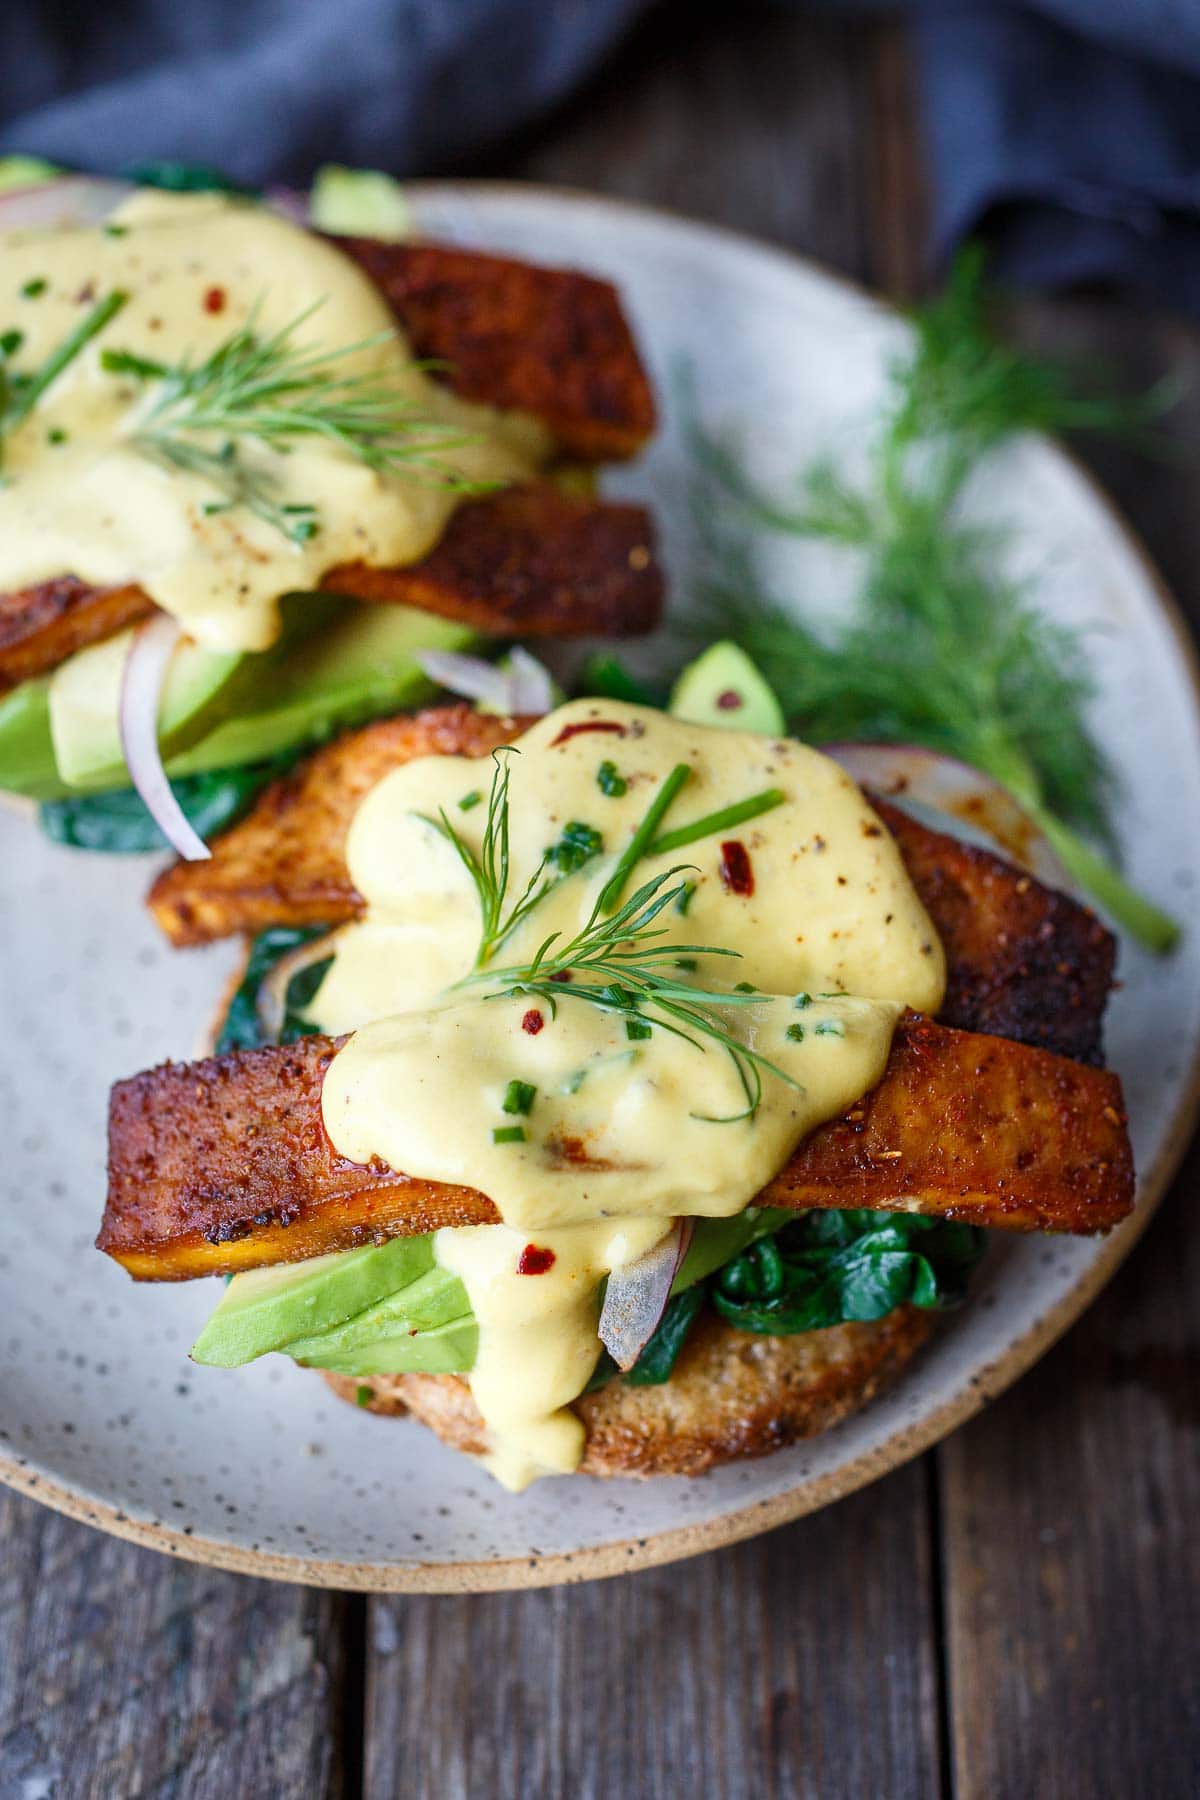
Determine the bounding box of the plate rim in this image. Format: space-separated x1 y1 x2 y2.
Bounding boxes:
2 178 1198 1593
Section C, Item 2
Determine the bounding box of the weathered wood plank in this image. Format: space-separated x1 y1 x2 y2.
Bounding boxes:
0 1492 352 1799
364 1463 941 1800
938 1137 1200 1800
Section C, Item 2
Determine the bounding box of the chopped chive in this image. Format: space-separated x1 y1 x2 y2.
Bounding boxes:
675 880 697 916
626 1017 653 1041
103 223 129 238
647 787 786 856
815 1020 844 1037
12 289 127 423
492 1124 527 1144
201 500 233 516
793 992 812 1009
734 981 757 992
546 819 603 874
46 427 67 445
458 789 482 812
596 759 627 797
502 1079 537 1116
20 278 47 300
560 1068 588 1095
785 1023 805 1042
675 957 698 971
0 329 24 358
599 761 691 914
355 1384 373 1407
100 347 167 380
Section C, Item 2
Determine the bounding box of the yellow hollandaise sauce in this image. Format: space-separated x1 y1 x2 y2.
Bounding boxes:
311 700 947 1488
0 191 541 653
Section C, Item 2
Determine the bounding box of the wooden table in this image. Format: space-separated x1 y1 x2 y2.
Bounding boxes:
2 10 1198 1795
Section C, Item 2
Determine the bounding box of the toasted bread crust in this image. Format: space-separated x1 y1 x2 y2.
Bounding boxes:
321 1304 936 1477
333 237 657 462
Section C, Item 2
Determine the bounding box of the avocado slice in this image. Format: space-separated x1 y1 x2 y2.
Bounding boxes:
165 599 474 777
49 629 243 793
669 641 785 736
309 165 413 240
283 1264 471 1367
298 1314 479 1378
0 676 62 800
191 1235 437 1368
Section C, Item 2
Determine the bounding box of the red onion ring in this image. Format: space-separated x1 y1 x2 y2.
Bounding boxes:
0 176 134 230
118 615 211 863
599 1219 694 1371
256 931 341 1043
415 648 554 717
824 741 1073 889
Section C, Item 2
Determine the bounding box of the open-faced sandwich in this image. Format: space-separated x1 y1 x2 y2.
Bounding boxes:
98 654 1134 1490
0 166 661 856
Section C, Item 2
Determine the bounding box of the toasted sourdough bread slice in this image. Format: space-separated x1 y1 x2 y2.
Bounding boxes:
0 238 659 692
146 704 1116 1068
321 1307 937 1478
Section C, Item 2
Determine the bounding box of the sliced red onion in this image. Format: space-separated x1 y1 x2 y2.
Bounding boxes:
0 176 134 231
256 931 341 1043
504 646 555 715
415 648 554 717
824 741 1072 889
263 185 312 226
119 615 212 863
599 1220 694 1371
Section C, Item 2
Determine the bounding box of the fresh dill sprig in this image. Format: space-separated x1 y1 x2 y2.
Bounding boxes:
102 301 498 545
686 247 1180 952
419 749 560 970
463 864 799 1123
427 745 798 1120
0 290 128 473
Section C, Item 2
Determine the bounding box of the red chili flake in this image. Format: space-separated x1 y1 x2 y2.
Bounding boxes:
522 1008 544 1035
549 720 626 748
716 689 743 711
203 285 227 314
548 969 572 984
718 839 754 896
517 1244 556 1275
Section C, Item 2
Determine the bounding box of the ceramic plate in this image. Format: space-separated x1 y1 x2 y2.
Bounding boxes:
2 184 1198 1591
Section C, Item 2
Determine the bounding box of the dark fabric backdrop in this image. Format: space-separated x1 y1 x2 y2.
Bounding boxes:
2 0 1198 312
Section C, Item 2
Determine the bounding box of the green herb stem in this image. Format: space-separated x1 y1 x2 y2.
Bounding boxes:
648 787 785 856
598 761 691 914
1032 807 1180 954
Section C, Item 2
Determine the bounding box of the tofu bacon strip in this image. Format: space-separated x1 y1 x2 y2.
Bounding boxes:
0 239 659 693
99 1015 1135 1282
0 487 661 694
147 705 1116 1068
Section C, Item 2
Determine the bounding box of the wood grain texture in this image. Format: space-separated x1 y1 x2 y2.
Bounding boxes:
363 1465 941 1800
0 1484 352 1798
938 1143 1200 1799
2 6 1199 1799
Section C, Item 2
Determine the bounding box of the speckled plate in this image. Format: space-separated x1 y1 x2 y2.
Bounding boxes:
2 184 1198 1592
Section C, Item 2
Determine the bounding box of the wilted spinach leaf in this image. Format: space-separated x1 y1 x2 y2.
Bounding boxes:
710 1210 986 1335
39 758 289 854
215 927 332 1054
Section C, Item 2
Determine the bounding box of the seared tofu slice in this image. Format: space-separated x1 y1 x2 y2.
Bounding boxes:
99 1015 1134 1281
